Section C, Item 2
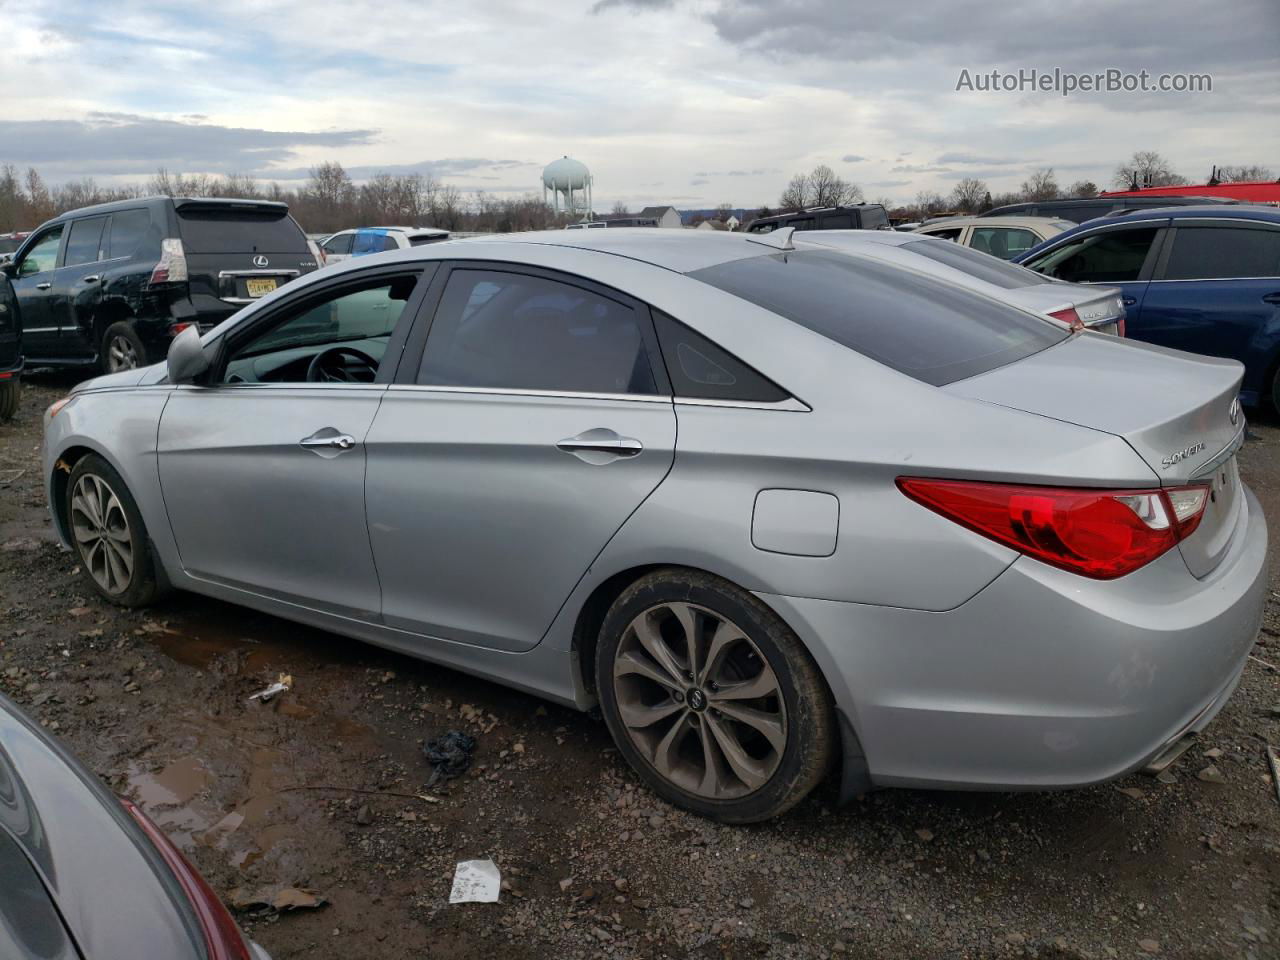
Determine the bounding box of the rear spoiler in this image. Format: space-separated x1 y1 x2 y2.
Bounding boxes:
172 197 290 215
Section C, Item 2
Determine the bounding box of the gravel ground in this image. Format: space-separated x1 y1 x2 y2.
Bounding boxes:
2 372 1279 960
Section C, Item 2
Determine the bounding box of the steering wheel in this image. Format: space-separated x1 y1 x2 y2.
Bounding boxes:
306 346 379 383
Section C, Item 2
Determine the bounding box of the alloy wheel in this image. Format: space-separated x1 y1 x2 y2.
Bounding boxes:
612 602 787 799
107 335 140 372
69 473 134 595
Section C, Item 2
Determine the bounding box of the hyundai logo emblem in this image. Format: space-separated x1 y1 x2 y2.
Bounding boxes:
252 255 269 268
1229 397 1241 427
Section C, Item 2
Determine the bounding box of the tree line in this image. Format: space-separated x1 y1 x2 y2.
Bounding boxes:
0 161 581 235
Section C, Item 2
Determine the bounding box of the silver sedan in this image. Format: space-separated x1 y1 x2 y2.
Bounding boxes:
42 227 1266 822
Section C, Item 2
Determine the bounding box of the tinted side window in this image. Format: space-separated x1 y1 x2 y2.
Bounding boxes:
17 226 63 276
788 217 816 231
418 269 657 395
1164 227 1280 280
107 209 152 259
861 208 889 229
381 235 399 252
820 214 853 229
322 233 354 255
652 310 788 403
970 226 1038 260
63 217 107 267
1024 228 1158 282
922 227 963 241
691 250 1066 386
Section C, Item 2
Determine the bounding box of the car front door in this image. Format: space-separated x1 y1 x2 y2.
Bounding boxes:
364 262 677 651
48 215 109 359
8 225 65 360
157 266 432 619
321 232 354 264
1138 220 1280 400
1021 221 1167 332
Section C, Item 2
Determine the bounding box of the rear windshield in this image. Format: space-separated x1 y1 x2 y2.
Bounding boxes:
690 250 1066 386
176 207 308 254
899 238 1053 289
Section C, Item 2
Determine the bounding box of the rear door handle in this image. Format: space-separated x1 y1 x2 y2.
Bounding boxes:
299 428 357 457
80 275 102 284
1122 296 1138 306
557 428 643 462
1263 293 1280 305
35 282 51 291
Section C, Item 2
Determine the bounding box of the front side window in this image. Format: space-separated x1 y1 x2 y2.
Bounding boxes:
1024 227 1158 282
1163 226 1280 280
691 250 1065 386
221 274 420 384
969 226 1039 260
922 227 963 242
63 217 107 267
17 226 64 276
322 233 354 255
417 269 657 395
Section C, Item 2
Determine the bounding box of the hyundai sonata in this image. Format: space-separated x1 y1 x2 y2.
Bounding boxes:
42 227 1266 822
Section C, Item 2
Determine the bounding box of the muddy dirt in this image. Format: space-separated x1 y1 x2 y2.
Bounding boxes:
3 372 1279 959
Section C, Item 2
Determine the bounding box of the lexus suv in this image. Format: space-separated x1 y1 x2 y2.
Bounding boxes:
2 197 318 374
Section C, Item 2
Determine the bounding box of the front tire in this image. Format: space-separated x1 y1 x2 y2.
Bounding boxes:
0 379 18 422
66 454 158 607
101 321 147 374
596 569 836 823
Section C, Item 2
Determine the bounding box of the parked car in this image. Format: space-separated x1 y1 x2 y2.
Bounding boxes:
0 270 20 420
911 215 1075 260
0 692 269 959
1 197 318 374
803 230 1126 334
980 194 1237 224
1016 205 1280 407
44 228 1263 823
319 226 450 264
745 204 890 233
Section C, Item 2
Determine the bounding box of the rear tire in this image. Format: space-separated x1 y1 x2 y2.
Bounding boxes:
101 322 147 374
66 454 158 607
0 379 18 422
596 568 836 823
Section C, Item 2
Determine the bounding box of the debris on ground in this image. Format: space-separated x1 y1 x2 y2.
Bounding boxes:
1198 764 1226 784
247 673 293 702
1265 744 1280 805
424 730 476 784
449 858 501 904
229 885 327 914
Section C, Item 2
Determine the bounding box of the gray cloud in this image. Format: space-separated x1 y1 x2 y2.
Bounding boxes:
263 157 539 181
841 154 867 163
690 178 710 185
0 113 376 177
591 0 674 12
865 179 913 188
936 152 1017 165
891 164 953 174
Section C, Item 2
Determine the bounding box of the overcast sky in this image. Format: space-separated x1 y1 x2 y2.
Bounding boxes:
2 0 1277 208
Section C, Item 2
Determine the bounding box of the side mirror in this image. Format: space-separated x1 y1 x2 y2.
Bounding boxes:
0 260 15 277
167 325 210 383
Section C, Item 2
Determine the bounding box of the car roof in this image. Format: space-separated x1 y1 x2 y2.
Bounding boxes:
50 195 290 222
1150 204 1280 222
915 216 1071 230
462 227 779 272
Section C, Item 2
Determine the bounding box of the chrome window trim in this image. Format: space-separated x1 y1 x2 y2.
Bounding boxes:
1148 276 1280 283
675 396 811 412
180 382 388 393
1191 426 1246 480
1166 217 1280 228
21 326 59 333
391 384 673 403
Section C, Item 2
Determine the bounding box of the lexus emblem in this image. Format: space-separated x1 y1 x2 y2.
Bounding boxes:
252 255 269 268
1229 397 1241 427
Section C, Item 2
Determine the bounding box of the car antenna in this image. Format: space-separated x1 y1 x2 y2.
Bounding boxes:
745 226 795 251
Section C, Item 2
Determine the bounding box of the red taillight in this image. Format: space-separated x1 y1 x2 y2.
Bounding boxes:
897 477 1209 579
1048 307 1084 332
1117 315 1127 337
121 798 251 960
170 322 194 336
150 238 188 285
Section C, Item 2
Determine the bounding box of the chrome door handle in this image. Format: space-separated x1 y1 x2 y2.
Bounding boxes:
301 434 356 449
557 428 643 462
81 275 102 284
1122 296 1137 306
35 282 51 290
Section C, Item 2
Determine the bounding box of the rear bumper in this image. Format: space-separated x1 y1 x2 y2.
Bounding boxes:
759 483 1268 791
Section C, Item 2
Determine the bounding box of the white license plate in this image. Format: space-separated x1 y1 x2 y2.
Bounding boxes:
246 278 278 298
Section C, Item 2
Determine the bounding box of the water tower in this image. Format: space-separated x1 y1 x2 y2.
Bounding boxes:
542 156 593 220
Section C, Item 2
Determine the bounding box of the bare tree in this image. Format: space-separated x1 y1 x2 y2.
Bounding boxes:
1217 164 1276 182
949 177 988 213
809 164 860 206
23 168 54 224
1020 167 1059 202
610 200 629 215
1112 151 1186 190
1067 180 1099 198
779 173 810 211
714 203 735 222
913 191 948 218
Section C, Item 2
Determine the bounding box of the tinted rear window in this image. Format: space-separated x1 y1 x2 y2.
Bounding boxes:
690 250 1066 386
176 207 307 254
1164 226 1280 280
901 238 1052 288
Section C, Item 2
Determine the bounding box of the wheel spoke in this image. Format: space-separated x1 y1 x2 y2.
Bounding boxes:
72 488 101 529
105 535 133 577
699 618 745 687
618 697 685 729
709 669 780 702
704 713 769 791
649 710 692 777
668 602 700 677
614 650 680 691
103 540 128 592
696 717 725 796
630 613 687 686
714 702 786 754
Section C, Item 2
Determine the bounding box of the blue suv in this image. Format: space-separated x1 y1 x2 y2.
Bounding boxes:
1017 206 1280 407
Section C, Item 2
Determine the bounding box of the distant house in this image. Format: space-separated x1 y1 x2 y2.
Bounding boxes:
695 219 728 230
637 206 683 229
725 215 740 231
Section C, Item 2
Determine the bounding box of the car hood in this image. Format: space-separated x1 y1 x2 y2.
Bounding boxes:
0 694 204 960
71 363 166 394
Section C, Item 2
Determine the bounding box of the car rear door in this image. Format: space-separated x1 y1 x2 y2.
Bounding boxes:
1137 220 1280 399
1020 220 1168 334
364 262 677 652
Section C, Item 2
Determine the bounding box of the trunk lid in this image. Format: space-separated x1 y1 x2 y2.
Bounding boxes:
946 334 1246 577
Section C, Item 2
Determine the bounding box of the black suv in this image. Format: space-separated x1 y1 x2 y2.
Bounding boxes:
1 197 318 374
0 271 19 420
978 195 1237 224
745 204 891 233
